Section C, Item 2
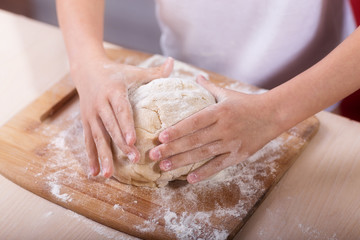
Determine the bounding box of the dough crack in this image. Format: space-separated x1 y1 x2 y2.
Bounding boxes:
152 108 163 129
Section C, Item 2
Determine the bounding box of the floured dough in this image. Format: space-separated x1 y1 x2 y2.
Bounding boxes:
112 78 216 187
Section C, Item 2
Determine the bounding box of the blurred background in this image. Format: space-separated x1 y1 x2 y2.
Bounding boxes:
0 0 162 54
1 0 360 121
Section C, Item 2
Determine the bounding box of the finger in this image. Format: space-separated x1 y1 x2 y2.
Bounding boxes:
98 100 130 151
90 117 114 178
159 140 224 171
109 91 141 163
196 75 225 101
187 152 248 184
150 124 219 161
100 96 140 163
138 57 174 84
83 121 100 176
158 105 218 144
161 57 174 77
108 91 136 145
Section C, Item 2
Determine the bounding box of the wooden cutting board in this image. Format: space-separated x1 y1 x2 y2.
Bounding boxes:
0 48 319 240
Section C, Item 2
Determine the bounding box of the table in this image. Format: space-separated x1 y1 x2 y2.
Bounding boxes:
1 10 360 239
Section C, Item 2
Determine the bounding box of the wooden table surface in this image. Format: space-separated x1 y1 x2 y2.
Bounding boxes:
1 10 360 240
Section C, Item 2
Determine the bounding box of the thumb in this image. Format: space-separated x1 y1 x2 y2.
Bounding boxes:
140 57 174 84
160 57 174 77
196 75 225 101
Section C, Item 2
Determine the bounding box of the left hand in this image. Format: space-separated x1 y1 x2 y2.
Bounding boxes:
149 75 284 184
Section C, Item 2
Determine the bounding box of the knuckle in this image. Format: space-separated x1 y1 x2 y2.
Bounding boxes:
161 144 173 157
189 134 200 146
115 104 125 115
192 116 201 128
212 158 226 170
92 133 102 146
103 118 114 133
110 88 124 98
150 67 162 77
199 146 211 157
166 127 177 140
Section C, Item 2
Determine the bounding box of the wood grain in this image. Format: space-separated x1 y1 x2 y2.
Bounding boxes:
0 48 319 240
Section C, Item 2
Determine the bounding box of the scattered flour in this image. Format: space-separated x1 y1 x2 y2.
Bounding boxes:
134 218 158 233
297 223 338 240
49 182 72 203
131 136 288 239
163 209 226 240
41 110 84 203
38 55 310 240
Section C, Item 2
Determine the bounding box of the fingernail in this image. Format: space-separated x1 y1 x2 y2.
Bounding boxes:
160 160 172 171
159 132 169 143
187 173 199 184
151 149 161 160
127 152 136 163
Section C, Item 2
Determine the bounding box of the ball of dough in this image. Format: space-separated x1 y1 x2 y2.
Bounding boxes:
112 78 216 187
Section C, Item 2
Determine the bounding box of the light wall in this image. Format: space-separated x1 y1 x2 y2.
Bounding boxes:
0 0 162 54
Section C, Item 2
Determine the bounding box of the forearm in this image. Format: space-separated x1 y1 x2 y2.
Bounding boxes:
56 0 106 70
268 27 360 131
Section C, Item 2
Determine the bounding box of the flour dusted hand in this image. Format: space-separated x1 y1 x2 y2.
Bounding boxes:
149 76 284 183
73 56 173 177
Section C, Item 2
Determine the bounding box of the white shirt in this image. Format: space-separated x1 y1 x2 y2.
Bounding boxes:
155 0 356 89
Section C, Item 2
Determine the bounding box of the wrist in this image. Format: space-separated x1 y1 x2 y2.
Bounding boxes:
261 89 293 136
70 48 107 71
69 53 110 89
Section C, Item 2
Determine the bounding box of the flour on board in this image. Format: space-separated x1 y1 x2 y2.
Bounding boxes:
39 55 307 240
43 111 84 203
131 135 289 240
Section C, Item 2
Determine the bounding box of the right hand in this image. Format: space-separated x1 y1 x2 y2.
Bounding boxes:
72 55 174 178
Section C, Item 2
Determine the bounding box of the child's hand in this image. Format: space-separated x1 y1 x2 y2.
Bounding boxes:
73 56 173 177
149 75 283 183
